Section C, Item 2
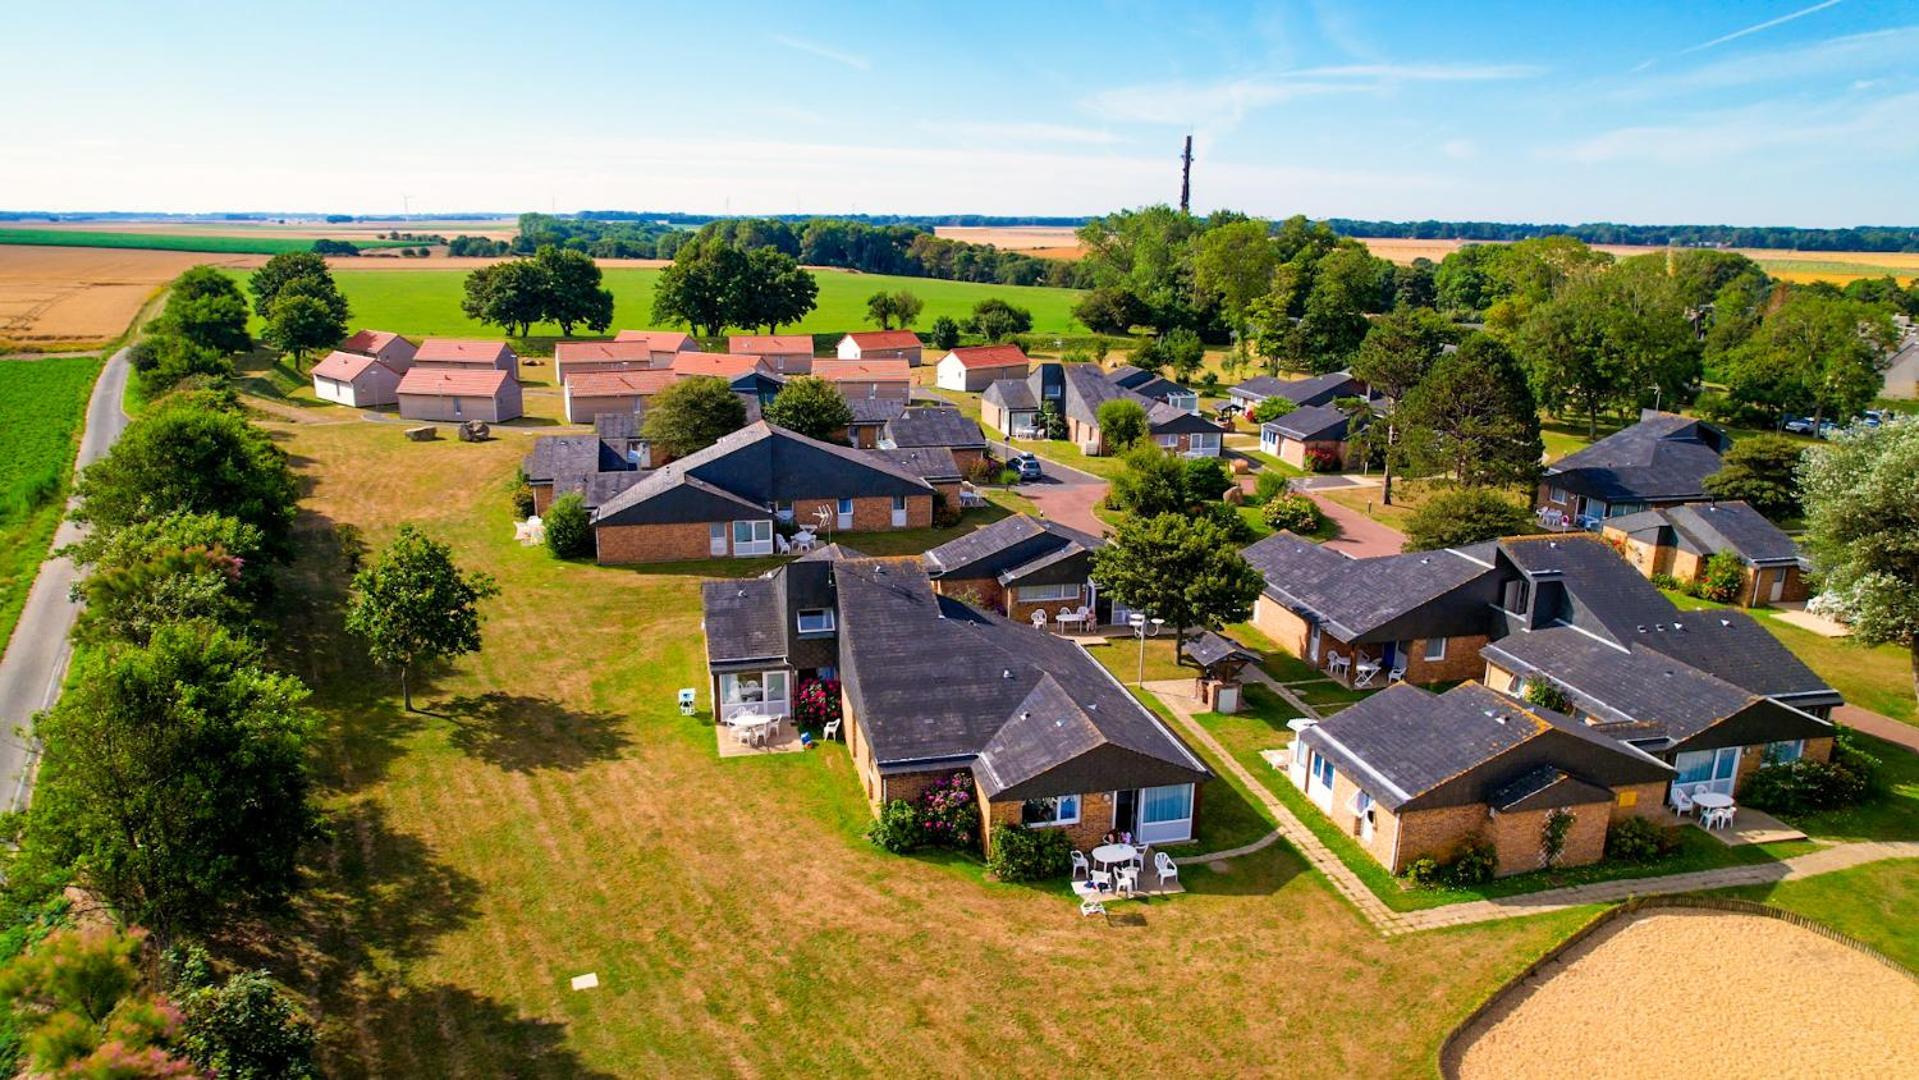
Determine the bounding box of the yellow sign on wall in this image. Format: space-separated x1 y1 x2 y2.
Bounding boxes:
1617 789 1638 807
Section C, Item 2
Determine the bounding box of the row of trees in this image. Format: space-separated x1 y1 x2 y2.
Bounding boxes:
1322 218 1919 253
650 241 817 337
460 245 616 337
684 216 1091 288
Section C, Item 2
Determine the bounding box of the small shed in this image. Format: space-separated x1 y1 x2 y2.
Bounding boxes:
1184 630 1262 714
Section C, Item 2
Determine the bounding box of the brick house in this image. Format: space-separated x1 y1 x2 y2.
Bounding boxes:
701 553 1212 856
554 340 674 384
562 369 677 424
1285 682 1674 876
1600 500 1806 606
729 334 815 375
395 367 523 422
1258 401 1371 471
923 514 1105 627
612 329 701 363
1537 410 1730 525
311 350 403 408
338 329 417 370
413 338 519 379
981 363 1222 457
841 398 907 449
936 344 1030 393
521 412 650 514
837 330 924 366
880 405 990 474
591 422 936 564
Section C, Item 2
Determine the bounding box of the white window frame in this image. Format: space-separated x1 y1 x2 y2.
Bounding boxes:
890 494 908 527
1015 582 1081 603
708 523 727 556
1155 434 1178 448
1188 431 1220 453
796 608 836 634
1423 637 1447 662
1136 783 1194 844
718 669 790 721
731 519 773 557
1549 486 1568 504
1764 739 1805 765
836 497 854 529
1022 793 1081 827
1308 750 1336 809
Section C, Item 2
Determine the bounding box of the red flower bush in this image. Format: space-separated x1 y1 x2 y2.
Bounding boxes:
794 678 841 732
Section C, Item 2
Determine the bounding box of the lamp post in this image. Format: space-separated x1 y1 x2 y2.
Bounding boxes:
1130 613 1165 686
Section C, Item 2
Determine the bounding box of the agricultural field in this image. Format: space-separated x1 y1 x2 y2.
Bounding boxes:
0 354 102 654
0 217 519 243
934 225 1085 260
0 228 411 256
1354 236 1919 286
237 408 1593 1075
238 266 1088 344
0 245 265 351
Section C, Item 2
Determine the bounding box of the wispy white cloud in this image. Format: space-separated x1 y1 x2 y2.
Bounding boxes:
771 34 869 71
931 121 1122 146
1612 25 1918 100
1549 89 1919 164
1289 63 1546 80
1082 61 1542 132
1678 0 1845 55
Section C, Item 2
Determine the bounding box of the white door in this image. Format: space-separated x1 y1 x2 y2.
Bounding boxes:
1308 624 1321 663
837 498 854 530
1769 569 1786 603
890 495 908 527
709 523 727 556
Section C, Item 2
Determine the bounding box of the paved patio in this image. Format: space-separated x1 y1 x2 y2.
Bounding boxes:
1692 806 1807 846
715 719 806 758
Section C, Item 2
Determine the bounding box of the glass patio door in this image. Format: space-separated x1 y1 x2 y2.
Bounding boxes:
1673 746 1739 797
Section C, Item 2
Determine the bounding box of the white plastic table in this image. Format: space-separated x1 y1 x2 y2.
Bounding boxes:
1691 792 1734 810
1091 843 1137 869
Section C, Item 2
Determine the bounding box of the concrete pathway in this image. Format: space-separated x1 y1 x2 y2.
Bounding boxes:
0 348 132 811
1141 678 1919 936
1835 704 1919 755
1303 487 1405 557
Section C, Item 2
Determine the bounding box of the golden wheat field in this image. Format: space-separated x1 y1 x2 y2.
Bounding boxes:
0 246 271 349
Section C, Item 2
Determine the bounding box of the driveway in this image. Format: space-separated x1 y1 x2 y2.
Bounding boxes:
0 347 132 810
990 441 1110 536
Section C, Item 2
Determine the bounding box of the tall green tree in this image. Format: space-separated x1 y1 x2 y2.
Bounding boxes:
1107 444 1189 516
640 375 749 458
1191 217 1278 331
24 623 319 936
651 244 748 336
1091 513 1265 664
460 259 550 337
734 247 819 332
763 374 854 440
967 298 1032 342
1350 306 1452 503
159 265 251 354
1094 398 1148 452
1798 422 1919 702
262 291 346 367
534 245 615 336
1160 327 1206 382
864 289 922 330
1515 269 1699 438
1726 291 1895 427
247 251 334 319
345 524 500 711
1703 434 1805 520
1398 334 1543 489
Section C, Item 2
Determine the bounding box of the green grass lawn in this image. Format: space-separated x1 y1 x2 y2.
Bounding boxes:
1665 591 1916 724
236 412 1603 1074
235 267 1085 349
0 228 408 255
0 355 102 657
1709 857 1919 969
1771 732 1919 843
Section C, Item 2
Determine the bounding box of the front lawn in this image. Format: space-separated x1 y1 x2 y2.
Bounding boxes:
1665 591 1916 725
1769 732 1919 843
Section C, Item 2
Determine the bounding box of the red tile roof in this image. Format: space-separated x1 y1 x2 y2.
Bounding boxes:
671 352 767 379
339 329 403 355
396 367 510 397
729 334 814 355
613 330 698 352
812 359 912 382
567 370 678 398
842 331 923 350
415 338 513 364
553 340 661 363
312 350 392 382
945 343 1030 369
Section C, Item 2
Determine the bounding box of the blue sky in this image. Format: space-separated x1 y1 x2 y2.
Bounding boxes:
3 0 1914 225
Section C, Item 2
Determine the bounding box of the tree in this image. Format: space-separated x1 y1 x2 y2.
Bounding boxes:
1107 444 1189 516
1181 455 1234 502
1515 269 1699 437
1095 398 1149 452
865 289 923 330
247 251 334 319
262 291 346 367
763 374 853 440
72 401 299 553
733 247 818 332
1350 306 1452 503
640 375 749 459
1725 291 1896 427
930 315 961 350
1191 218 1279 330
158 266 251 354
73 544 249 646
1703 434 1805 520
1250 396 1296 424
651 244 747 336
1160 327 1206 382
543 492 593 558
1091 513 1265 663
461 259 549 337
967 298 1033 342
1798 422 1919 701
1403 487 1533 550
1072 287 1150 335
345 524 500 711
1398 334 1543 489
175 966 317 1080
127 333 233 392
25 624 318 935
0 927 200 1076
534 245 615 336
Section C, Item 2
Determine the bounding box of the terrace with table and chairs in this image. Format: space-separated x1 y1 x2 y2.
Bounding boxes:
1067 836 1186 916
1667 782 1807 846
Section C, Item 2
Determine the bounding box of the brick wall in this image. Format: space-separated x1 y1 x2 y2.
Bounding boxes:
1007 583 1089 628
1612 781 1672 823
790 495 931 536
1487 804 1608 876
1602 528 1672 579
932 576 1005 613
980 789 1118 857
950 447 985 474
1402 635 1491 685
1325 769 1402 870
1251 595 1312 660
1391 803 1491 873
595 522 722 564
1740 564 1808 607
531 483 555 515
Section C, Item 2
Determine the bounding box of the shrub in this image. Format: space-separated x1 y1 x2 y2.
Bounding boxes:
1605 815 1678 863
1697 550 1745 603
994 466 1020 486
543 492 593 558
1405 856 1444 888
1181 456 1234 502
1404 841 1498 889
866 800 924 853
1303 446 1343 473
1095 398 1149 451
1250 397 1297 424
916 772 981 850
1261 492 1322 533
1522 676 1571 714
1650 572 1682 591
963 456 998 485
1403 487 1533 551
1252 470 1290 505
986 824 1073 882
1743 758 1869 816
793 678 841 732
510 484 536 520
930 316 961 350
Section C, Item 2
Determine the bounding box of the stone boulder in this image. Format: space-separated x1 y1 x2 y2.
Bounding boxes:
458 420 491 442
405 426 438 442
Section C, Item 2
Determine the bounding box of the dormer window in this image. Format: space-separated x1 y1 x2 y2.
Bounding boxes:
797 608 836 634
1501 578 1531 615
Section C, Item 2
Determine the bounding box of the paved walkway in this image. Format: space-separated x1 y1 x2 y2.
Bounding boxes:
988 440 1110 536
1836 704 1919 755
1140 678 1919 936
1303 486 1405 557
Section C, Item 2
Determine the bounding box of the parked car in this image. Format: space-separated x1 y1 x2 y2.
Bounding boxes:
1783 415 1816 434
1011 452 1044 482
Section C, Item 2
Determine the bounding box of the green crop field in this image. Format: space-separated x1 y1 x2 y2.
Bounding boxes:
0 355 102 656
0 228 410 256
236 267 1086 344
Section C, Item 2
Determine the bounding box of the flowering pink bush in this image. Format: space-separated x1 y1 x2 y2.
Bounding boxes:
1305 446 1343 473
914 771 981 849
794 678 841 732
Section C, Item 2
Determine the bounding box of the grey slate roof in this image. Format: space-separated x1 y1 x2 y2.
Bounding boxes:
1228 371 1364 407
869 446 961 483
1489 766 1615 812
1146 402 1223 434
831 557 1209 798
1266 402 1357 442
982 378 1038 412
1664 502 1799 565
1185 631 1260 670
522 421 645 509
1128 375 1193 403
922 514 1104 581
1301 682 1670 812
846 397 908 425
1545 411 1729 503
884 406 987 450
702 577 787 665
595 422 933 527
1242 532 1501 642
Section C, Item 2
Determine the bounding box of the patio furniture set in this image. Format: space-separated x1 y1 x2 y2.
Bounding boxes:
775 529 820 555
1323 651 1404 689
722 710 786 748
1030 606 1095 635
1670 785 1740 831
1069 838 1182 917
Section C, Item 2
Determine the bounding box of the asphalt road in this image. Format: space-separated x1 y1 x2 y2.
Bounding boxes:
0 347 131 811
987 441 1110 535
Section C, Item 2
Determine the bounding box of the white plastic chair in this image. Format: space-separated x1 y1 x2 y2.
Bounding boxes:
1030 609 1049 631
1114 866 1139 897
776 534 793 555
1070 850 1090 881
1155 851 1180 888
1387 663 1407 683
1671 787 1695 816
1089 868 1114 894
677 688 696 716
822 718 841 741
